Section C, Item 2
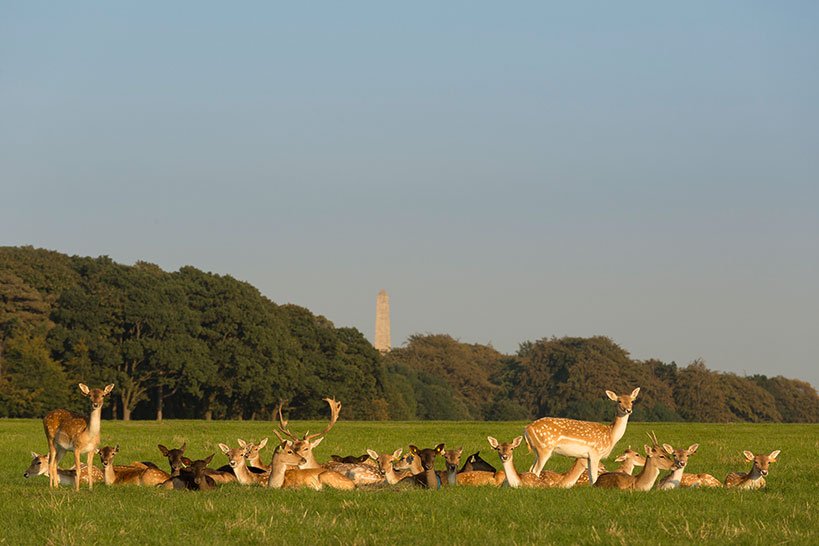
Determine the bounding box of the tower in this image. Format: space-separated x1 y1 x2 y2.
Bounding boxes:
374 289 391 353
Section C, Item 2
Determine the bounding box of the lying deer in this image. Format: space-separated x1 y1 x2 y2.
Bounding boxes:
43 383 114 490
24 452 103 486
459 451 496 473
657 443 699 490
218 442 269 486
273 397 342 470
363 448 406 485
525 387 640 484
160 455 217 491
330 453 372 465
438 447 464 486
537 458 608 487
97 445 171 486
487 436 550 488
725 450 780 489
159 443 236 484
613 447 646 475
594 432 675 491
267 440 355 490
240 438 271 472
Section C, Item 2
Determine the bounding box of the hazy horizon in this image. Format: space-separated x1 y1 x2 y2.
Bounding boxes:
2 2 817 387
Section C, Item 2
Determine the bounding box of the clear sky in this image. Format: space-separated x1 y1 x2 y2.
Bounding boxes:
2 2 817 387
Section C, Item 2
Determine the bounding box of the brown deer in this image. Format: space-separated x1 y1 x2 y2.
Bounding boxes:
160 455 217 491
524 387 639 485
273 398 342 470
657 443 699 490
679 472 722 488
159 443 236 484
537 458 608 487
594 432 675 491
240 438 270 472
24 452 103 485
97 445 171 486
438 447 464 486
724 450 780 489
613 447 646 475
364 448 405 485
218 442 269 486
43 383 114 490
400 444 445 488
487 436 553 488
267 440 355 490
459 451 496 473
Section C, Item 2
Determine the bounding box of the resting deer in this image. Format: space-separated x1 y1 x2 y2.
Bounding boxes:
657 443 699 490
273 398 342 470
613 447 646 475
594 432 675 491
241 438 271 472
218 442 269 486
160 455 217 491
43 383 114 490
487 436 552 488
459 451 496 473
267 440 355 490
331 453 372 465
537 458 608 487
159 443 236 484
524 387 639 485
724 450 780 489
363 448 406 485
97 445 171 486
24 452 103 485
679 472 722 488
402 444 445 488
438 447 464 486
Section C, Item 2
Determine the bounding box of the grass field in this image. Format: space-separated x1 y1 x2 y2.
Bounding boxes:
3 418 817 545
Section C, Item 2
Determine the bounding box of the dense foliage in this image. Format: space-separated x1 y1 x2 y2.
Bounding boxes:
1 246 816 422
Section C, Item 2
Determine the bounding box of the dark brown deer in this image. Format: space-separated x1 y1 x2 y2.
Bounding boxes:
330 454 371 465
42 383 114 490
459 451 496 473
405 444 444 489
160 455 217 491
159 442 235 484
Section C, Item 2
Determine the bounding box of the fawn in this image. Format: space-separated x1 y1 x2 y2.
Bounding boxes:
725 450 780 489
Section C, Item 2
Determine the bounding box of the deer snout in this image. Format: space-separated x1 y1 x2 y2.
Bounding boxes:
23 471 30 478
760 469 768 476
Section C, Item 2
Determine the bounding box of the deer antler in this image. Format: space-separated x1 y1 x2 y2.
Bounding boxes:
646 431 659 447
304 397 342 442
274 401 300 442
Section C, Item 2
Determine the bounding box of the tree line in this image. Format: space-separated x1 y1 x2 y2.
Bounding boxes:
1 246 816 422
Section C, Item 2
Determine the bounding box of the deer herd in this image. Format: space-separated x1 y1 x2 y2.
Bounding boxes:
24 384 781 493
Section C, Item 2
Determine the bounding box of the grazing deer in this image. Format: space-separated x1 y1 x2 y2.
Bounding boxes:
487 436 552 488
160 455 217 491
524 387 640 485
43 383 114 490
218 442 269 486
658 443 699 490
273 398 342 470
594 432 675 491
24 452 103 485
97 445 171 486
459 451 496 473
724 450 780 489
267 440 355 490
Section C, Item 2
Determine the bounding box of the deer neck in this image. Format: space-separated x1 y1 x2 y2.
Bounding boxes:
609 413 629 447
447 467 457 485
744 465 765 483
615 460 635 475
103 464 116 485
384 466 401 485
501 457 522 488
662 466 684 489
267 457 289 488
409 458 424 475
299 449 321 470
231 458 256 485
634 456 662 490
423 467 439 489
87 405 103 444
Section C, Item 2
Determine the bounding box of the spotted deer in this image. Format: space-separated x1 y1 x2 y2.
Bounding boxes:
724 450 780 489
657 443 699 489
487 436 551 488
273 398 342 470
524 387 639 484
679 472 722 488
267 440 355 490
97 445 171 486
43 383 114 490
23 452 103 485
594 432 675 491
538 458 608 487
364 448 405 485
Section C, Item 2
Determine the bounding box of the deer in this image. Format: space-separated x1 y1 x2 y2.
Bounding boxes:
267 440 355 490
240 438 271 472
724 450 780 489
218 442 269 486
524 387 640 485
657 443 699 489
613 447 646 475
160 455 217 491
96 445 171 486
42 383 114 490
459 451 496 473
24 451 103 486
158 442 236 484
593 432 676 491
535 458 609 487
679 472 722 488
273 397 342 470
330 453 373 465
363 448 405 485
438 447 464 486
488 435 557 488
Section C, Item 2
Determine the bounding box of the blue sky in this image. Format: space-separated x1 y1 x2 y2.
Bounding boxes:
2 2 818 387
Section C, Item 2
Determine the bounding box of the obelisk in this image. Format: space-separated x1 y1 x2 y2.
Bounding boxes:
374 289 391 353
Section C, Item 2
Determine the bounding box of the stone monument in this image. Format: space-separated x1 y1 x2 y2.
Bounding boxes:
374 289 391 353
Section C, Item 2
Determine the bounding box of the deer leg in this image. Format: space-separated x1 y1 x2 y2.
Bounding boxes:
530 447 553 477
47 441 58 488
587 454 601 485
86 450 94 489
73 450 82 491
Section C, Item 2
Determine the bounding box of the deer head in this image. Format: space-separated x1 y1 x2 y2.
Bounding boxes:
366 448 403 477
24 452 50 479
274 441 308 468
644 432 675 471
189 454 215 487
487 435 523 463
604 387 640 417
662 443 699 470
614 446 646 467
97 445 120 468
409 444 444 471
273 398 341 466
442 447 463 474
158 443 187 477
743 450 781 477
218 443 248 469
78 383 115 410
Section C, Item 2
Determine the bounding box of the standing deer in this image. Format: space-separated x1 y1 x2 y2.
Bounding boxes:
96 445 171 486
593 432 675 491
273 398 342 470
524 387 640 485
43 383 114 490
267 440 355 490
657 443 699 490
724 450 780 489
24 452 103 485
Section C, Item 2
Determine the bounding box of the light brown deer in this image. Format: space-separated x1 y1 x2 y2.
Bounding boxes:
657 443 699 490
240 438 270 471
724 450 780 489
23 452 103 486
267 440 355 490
273 397 342 470
679 472 722 488
364 448 405 485
594 432 675 491
97 445 171 486
487 436 551 488
524 387 639 485
218 442 269 486
613 447 646 475
43 383 114 490
537 458 608 487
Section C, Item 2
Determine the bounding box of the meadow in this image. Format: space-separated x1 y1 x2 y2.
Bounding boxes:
3 418 817 545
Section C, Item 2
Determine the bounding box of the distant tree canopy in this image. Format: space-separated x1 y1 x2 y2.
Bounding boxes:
1 246 817 422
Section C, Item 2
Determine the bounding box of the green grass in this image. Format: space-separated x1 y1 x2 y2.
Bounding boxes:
3 419 817 545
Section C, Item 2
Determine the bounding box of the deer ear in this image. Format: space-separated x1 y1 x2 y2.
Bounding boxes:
237 439 247 448
644 445 652 456
409 445 419 455
769 450 781 461
158 444 169 456
203 454 214 465
78 383 90 396
456 447 463 456
258 438 268 450
743 450 755 462
662 444 674 455
605 390 618 401
180 442 186 453
629 387 640 400
218 443 231 454
392 448 403 459
435 444 445 454
487 436 499 449
688 444 699 455
511 436 523 449
310 437 324 448
614 454 626 462
31 451 40 458
103 384 115 396
95 448 100 454
114 444 120 453
366 449 379 460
